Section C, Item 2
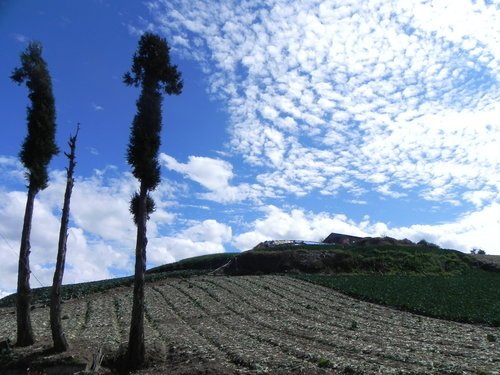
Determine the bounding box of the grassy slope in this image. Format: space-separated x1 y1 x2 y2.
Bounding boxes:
236 243 488 274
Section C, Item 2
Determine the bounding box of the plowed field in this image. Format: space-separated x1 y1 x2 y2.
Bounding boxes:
1 276 499 374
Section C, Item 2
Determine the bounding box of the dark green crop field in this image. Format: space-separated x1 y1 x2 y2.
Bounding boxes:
296 269 500 326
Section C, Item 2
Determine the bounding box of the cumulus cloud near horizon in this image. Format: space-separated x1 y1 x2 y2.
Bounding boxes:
1 158 499 296
232 204 500 255
0 162 235 294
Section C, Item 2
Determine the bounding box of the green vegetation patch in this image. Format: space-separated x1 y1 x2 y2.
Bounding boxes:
0 253 238 308
147 252 238 274
295 269 500 326
239 244 480 275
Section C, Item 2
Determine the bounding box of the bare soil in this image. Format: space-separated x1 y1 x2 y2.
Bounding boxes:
0 276 499 374
473 254 500 269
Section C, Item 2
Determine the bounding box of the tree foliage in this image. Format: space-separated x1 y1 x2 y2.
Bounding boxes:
123 32 182 372
11 42 59 191
130 192 156 225
11 41 58 347
125 32 182 192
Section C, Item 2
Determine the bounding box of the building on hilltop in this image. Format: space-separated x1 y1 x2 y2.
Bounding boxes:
253 239 323 249
322 232 363 245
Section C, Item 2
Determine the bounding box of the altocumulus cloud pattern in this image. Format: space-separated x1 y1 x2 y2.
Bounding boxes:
152 0 499 204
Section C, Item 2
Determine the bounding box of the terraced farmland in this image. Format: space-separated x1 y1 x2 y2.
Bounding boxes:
1 276 499 374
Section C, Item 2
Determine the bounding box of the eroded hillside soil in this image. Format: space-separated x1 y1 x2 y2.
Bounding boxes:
0 276 498 374
473 254 500 270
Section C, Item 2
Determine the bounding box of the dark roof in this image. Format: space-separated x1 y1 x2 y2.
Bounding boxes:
323 232 363 244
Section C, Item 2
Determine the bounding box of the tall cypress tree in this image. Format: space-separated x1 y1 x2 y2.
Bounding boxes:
11 42 59 347
124 33 182 371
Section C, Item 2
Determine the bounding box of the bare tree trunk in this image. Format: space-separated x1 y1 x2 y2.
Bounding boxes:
125 185 148 371
16 184 36 347
50 127 78 352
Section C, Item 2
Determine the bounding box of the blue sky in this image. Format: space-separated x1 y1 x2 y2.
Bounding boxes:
1 0 499 296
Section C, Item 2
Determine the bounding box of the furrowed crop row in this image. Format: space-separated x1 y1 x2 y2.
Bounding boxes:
281 276 440 331
252 276 402 329
162 281 287 371
278 277 499 369
202 277 421 372
78 295 122 347
80 299 93 333
264 277 458 346
258 277 445 347
144 286 185 345
150 284 238 370
30 305 51 341
224 277 377 342
220 277 485 373
112 294 130 342
246 276 495 373
192 278 365 372
280 276 400 315
171 279 317 371
148 286 201 346
61 298 87 339
0 309 15 340
273 276 500 372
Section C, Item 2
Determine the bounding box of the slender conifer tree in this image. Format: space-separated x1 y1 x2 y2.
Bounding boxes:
50 125 79 352
11 42 59 347
124 33 182 371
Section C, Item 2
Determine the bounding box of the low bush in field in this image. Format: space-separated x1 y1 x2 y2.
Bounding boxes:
295 269 500 326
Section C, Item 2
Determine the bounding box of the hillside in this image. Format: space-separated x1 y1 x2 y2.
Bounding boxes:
1 275 499 374
221 242 500 275
0 243 499 374
2 243 497 310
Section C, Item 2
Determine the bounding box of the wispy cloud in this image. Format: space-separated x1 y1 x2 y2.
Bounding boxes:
92 102 104 111
150 0 499 208
88 147 99 156
11 33 28 43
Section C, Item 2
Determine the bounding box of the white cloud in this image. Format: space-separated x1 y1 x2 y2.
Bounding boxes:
233 203 500 255
1 157 498 298
182 219 232 243
151 0 499 208
0 163 183 294
387 201 500 254
161 154 233 192
232 205 368 250
148 219 233 266
0 156 25 183
160 153 272 203
463 191 497 209
0 160 239 294
91 102 104 111
2 0 500 297
88 147 99 156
